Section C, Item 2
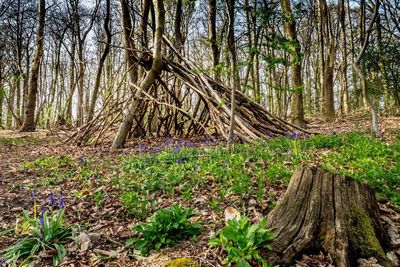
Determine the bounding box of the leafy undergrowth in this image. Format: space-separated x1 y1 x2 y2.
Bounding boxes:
112 133 399 207
1 132 399 266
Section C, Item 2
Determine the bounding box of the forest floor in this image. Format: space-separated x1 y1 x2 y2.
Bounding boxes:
0 116 400 267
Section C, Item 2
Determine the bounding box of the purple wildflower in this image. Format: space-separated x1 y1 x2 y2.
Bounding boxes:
49 193 57 207
31 190 36 200
39 216 45 241
173 146 180 154
186 142 195 147
0 258 9 267
177 140 186 147
204 140 211 146
290 133 298 139
138 144 147 152
79 156 88 166
58 196 65 209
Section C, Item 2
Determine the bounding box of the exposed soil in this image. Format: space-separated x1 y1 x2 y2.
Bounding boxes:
0 117 399 267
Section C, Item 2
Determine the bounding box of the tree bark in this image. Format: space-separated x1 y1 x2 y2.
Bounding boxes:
20 0 45 132
266 167 392 267
208 0 220 79
339 0 349 115
226 0 240 144
318 0 335 121
280 0 305 127
353 0 381 138
112 0 165 149
88 0 112 122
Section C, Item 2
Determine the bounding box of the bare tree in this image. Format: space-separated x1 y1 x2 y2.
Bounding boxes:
353 0 381 137
20 0 45 131
112 0 165 149
87 0 112 122
281 0 305 127
226 0 240 143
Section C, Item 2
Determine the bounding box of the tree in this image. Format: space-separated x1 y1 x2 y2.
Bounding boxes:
353 0 381 137
226 0 240 143
20 0 45 131
112 0 165 149
71 0 99 127
87 0 112 123
318 0 335 121
280 0 305 127
208 0 220 79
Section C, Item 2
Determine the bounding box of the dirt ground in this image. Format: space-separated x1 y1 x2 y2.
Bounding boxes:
0 117 399 267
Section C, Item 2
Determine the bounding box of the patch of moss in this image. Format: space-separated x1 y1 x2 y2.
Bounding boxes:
162 258 199 267
348 207 391 267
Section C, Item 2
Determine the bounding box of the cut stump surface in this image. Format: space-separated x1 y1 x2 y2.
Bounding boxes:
266 167 392 267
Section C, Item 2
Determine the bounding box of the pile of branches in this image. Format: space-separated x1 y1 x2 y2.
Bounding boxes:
68 36 310 144
163 43 310 141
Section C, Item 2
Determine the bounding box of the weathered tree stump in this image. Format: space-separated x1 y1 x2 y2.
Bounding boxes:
266 167 392 267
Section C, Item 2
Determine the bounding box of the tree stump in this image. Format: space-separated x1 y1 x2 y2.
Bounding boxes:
266 167 392 267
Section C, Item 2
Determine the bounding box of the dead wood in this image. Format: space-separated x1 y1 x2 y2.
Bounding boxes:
266 166 392 267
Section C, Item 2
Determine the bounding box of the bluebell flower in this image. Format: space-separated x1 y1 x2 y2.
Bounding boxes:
177 140 186 147
173 146 180 154
166 137 173 144
0 258 9 267
39 217 45 241
42 206 49 212
31 190 36 200
290 133 298 139
151 147 161 153
186 142 195 147
176 158 184 164
138 144 147 152
58 197 65 209
79 156 88 165
49 193 57 207
204 140 211 146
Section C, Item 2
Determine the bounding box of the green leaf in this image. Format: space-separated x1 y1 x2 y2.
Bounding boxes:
237 259 252 267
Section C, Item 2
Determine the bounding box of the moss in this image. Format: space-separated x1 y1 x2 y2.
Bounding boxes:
348 207 391 267
162 258 199 267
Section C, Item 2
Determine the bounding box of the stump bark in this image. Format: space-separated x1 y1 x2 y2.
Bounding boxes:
266 167 392 267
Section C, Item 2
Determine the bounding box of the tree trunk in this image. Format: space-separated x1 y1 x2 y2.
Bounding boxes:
281 0 305 127
208 0 220 80
88 0 112 123
0 59 3 128
339 0 349 115
266 167 392 267
20 0 45 132
226 0 240 144
112 0 165 149
65 38 76 122
353 0 381 138
318 0 335 121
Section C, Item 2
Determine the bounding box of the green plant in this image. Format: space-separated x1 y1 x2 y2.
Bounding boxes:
208 198 220 211
126 204 201 256
2 209 72 266
93 191 105 206
120 191 151 219
209 216 274 267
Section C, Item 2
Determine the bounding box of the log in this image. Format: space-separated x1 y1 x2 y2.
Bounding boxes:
266 167 392 267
